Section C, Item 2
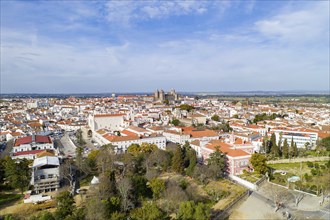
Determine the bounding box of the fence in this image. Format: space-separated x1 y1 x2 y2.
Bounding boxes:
267 180 318 197
229 175 257 190
211 190 249 220
255 175 267 187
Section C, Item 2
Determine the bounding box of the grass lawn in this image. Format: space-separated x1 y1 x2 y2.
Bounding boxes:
268 161 327 176
238 172 262 183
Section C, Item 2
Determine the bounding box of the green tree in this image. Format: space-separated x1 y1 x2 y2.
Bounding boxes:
171 119 181 126
163 99 170 105
207 147 227 179
194 203 210 220
293 143 298 157
172 146 184 174
290 137 295 158
211 115 220 122
270 133 280 157
131 175 152 199
110 212 126 220
149 178 165 199
140 143 157 154
250 153 268 174
282 139 289 159
54 191 75 220
130 202 165 220
177 201 195 220
186 149 197 177
4 157 31 194
87 150 99 173
29 211 55 220
75 129 86 147
319 137 330 151
127 144 141 156
178 104 194 112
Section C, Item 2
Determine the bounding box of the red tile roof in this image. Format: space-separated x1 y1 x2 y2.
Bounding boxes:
13 149 45 156
14 135 52 147
205 140 250 157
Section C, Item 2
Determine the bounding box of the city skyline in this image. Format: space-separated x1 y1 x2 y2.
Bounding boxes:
1 1 329 93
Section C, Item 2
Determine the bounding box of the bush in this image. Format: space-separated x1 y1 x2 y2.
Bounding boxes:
314 163 319 169
179 179 189 190
310 168 318 176
306 161 314 168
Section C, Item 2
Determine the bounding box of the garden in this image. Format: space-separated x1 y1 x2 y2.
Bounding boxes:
268 160 330 195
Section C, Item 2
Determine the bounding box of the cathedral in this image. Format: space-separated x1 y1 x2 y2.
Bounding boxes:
154 89 179 102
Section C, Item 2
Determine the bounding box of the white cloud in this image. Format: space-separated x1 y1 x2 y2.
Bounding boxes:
104 1 210 25
255 2 329 45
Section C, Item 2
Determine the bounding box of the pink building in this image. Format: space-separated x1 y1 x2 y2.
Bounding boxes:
192 139 254 176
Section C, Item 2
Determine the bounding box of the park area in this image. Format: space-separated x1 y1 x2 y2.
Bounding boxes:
268 160 330 195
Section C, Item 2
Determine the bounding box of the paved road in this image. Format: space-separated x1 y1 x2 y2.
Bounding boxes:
251 191 330 220
60 132 77 157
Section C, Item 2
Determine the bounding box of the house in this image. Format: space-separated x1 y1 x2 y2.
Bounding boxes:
192 139 253 176
12 135 56 159
88 113 125 132
31 156 60 194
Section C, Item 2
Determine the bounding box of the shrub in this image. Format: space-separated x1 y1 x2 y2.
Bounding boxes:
307 161 314 168
311 169 318 176
179 179 189 190
304 173 312 182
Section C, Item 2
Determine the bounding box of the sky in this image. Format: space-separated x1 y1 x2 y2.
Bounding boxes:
1 0 329 93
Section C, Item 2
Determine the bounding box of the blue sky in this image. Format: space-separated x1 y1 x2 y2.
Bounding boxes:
1 0 329 93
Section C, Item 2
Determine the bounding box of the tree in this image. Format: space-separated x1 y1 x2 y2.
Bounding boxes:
318 137 330 151
85 173 119 220
130 201 165 220
207 147 227 179
186 149 197 177
172 146 184 174
211 115 220 122
178 104 194 112
282 139 289 159
117 177 133 212
290 137 295 158
4 157 31 194
177 201 195 220
61 159 77 195
54 191 75 219
30 211 55 220
127 144 141 156
250 153 268 174
131 175 152 199
75 129 86 147
293 143 298 157
194 203 210 220
270 133 280 157
149 178 165 199
146 149 171 172
87 150 99 173
163 99 170 105
140 143 157 154
171 119 181 126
